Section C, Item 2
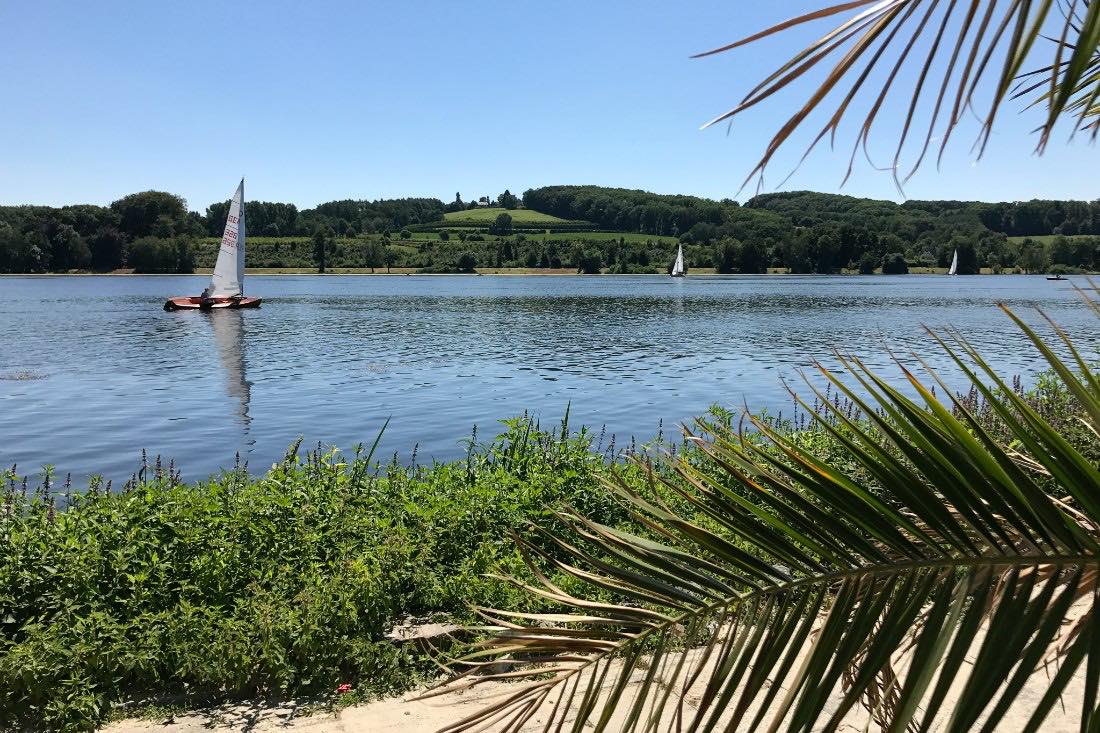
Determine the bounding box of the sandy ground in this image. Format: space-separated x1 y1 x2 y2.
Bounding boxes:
104 638 1086 733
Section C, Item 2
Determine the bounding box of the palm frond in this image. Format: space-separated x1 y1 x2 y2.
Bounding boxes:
695 1 1100 192
432 298 1100 732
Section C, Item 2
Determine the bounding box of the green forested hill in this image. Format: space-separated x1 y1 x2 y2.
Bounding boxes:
2 185 1099 275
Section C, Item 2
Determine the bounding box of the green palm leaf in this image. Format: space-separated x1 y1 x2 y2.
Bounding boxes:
431 299 1100 732
694 1 1100 191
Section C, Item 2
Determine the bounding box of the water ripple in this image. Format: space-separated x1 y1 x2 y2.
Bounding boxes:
0 274 1095 480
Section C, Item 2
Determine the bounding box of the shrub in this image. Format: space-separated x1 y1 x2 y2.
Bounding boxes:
858 251 877 274
456 252 477 272
127 237 194 273
0 418 627 730
881 252 908 274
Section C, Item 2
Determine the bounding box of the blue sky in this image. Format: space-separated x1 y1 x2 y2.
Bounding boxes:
1 1 1094 211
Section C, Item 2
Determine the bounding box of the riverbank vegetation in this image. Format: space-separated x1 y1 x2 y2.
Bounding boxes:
4 187 1100 275
2 321 1097 730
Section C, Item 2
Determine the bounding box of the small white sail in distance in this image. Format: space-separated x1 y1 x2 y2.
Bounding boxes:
948 248 958 276
671 243 685 277
209 179 246 297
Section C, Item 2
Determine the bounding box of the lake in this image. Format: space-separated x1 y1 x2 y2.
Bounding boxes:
0 274 1096 482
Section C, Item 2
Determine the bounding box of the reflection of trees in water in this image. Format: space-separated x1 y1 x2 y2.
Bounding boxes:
208 310 251 428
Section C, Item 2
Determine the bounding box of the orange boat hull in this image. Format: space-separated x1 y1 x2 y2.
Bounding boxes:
164 296 262 311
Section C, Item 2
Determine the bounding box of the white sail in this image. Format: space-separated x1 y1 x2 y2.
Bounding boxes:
948 249 958 276
209 179 245 297
671 244 685 277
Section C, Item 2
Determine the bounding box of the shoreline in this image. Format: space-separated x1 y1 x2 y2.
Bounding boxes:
0 267 1072 277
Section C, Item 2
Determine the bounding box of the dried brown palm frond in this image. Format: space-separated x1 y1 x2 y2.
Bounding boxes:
695 1 1100 192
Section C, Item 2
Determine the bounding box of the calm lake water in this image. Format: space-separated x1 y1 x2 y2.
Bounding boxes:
1 274 1096 482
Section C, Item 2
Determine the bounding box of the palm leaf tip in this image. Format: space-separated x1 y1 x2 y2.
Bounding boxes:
429 295 1100 731
699 1 1100 186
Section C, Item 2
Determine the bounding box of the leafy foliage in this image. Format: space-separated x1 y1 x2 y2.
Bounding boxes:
434 291 1100 731
0 417 634 731
6 186 1100 274
696 2 1100 190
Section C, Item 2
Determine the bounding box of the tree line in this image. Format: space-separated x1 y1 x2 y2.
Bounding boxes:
0 192 448 273
3 185 1099 274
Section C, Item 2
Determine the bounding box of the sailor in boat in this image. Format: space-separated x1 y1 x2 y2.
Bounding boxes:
199 286 213 307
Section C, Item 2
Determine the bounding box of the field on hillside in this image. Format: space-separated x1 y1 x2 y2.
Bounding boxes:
1008 234 1098 245
443 207 583 225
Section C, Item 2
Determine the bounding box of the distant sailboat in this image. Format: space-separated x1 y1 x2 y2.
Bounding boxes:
947 249 958 276
164 179 261 310
671 243 686 278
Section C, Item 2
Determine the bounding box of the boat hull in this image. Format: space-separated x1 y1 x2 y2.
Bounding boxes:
164 296 262 311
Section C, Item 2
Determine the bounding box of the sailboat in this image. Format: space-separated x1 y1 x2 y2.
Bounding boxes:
670 243 686 278
947 249 958 276
164 179 261 310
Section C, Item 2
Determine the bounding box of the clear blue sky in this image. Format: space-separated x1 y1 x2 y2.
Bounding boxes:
1 1 1094 211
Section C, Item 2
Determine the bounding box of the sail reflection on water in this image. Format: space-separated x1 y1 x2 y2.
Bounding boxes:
208 310 252 428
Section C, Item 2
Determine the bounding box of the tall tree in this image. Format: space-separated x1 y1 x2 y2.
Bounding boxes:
89 226 127 271
110 191 188 239
312 227 332 273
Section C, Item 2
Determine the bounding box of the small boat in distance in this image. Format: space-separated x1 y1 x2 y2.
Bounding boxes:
165 179 261 311
947 249 958 276
671 243 686 278
1047 274 1067 281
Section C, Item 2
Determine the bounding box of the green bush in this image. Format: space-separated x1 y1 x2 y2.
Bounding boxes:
0 419 630 730
127 237 194 273
881 252 908 274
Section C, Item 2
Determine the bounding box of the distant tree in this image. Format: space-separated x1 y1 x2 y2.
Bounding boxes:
439 230 450 241
384 247 398 273
262 223 281 236
175 238 195 273
127 236 192 273
151 215 175 238
444 192 466 214
362 241 385 272
546 242 562 268
714 239 739 273
1049 235 1075 266
684 222 719 244
89 226 127 271
312 227 332 273
857 251 877 274
458 231 467 242
489 213 513 236
955 240 980 274
738 239 768 273
400 228 411 240
571 245 604 274
456 252 477 272
499 190 519 210
0 223 45 273
110 191 187 239
1019 239 1049 273
881 252 909 274
48 224 91 270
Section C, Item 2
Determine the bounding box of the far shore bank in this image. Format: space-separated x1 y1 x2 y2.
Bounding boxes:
0 266 1073 277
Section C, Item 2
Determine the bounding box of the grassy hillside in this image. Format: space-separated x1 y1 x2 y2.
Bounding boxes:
1008 234 1097 245
443 207 584 225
